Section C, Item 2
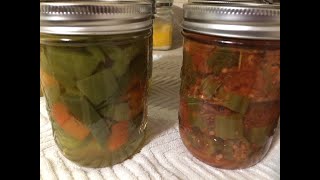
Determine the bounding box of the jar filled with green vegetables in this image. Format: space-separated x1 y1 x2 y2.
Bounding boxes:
40 1 152 168
179 2 280 169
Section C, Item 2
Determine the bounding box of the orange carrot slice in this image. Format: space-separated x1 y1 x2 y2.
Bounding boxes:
51 102 71 126
108 121 129 151
61 116 90 140
40 69 58 88
51 102 90 140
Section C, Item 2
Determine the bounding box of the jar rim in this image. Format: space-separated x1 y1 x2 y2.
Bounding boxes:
40 1 153 35
182 2 280 40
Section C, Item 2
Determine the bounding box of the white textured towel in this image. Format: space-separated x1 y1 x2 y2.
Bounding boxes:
40 48 280 180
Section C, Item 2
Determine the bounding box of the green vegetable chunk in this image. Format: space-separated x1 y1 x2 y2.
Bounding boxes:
190 112 206 131
116 70 132 94
87 46 106 63
198 76 249 114
44 46 103 87
61 94 111 147
186 128 203 149
207 48 239 75
102 45 140 78
99 103 130 122
245 126 270 147
217 89 250 114
200 76 221 99
223 141 234 161
64 87 82 97
42 85 60 107
207 137 224 155
185 98 207 131
89 119 110 147
214 114 244 140
40 46 49 71
186 97 200 105
77 69 119 105
61 95 98 124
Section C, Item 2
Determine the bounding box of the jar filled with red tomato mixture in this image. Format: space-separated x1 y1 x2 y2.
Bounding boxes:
40 1 152 168
179 2 280 169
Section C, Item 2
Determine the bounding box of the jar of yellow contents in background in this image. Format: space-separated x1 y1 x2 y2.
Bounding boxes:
153 0 173 50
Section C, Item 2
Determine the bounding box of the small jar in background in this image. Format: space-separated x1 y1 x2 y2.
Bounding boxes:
153 0 173 50
40 1 152 168
179 2 280 169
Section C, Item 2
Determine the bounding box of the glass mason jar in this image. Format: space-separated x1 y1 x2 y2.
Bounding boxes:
153 0 173 50
179 2 280 169
40 1 152 168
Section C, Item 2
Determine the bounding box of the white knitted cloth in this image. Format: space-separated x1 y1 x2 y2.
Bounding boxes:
40 48 280 180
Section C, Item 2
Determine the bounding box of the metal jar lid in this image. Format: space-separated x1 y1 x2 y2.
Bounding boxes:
182 2 280 40
40 1 153 35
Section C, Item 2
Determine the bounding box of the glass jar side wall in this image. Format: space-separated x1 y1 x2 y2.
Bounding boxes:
40 30 152 168
179 30 280 169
